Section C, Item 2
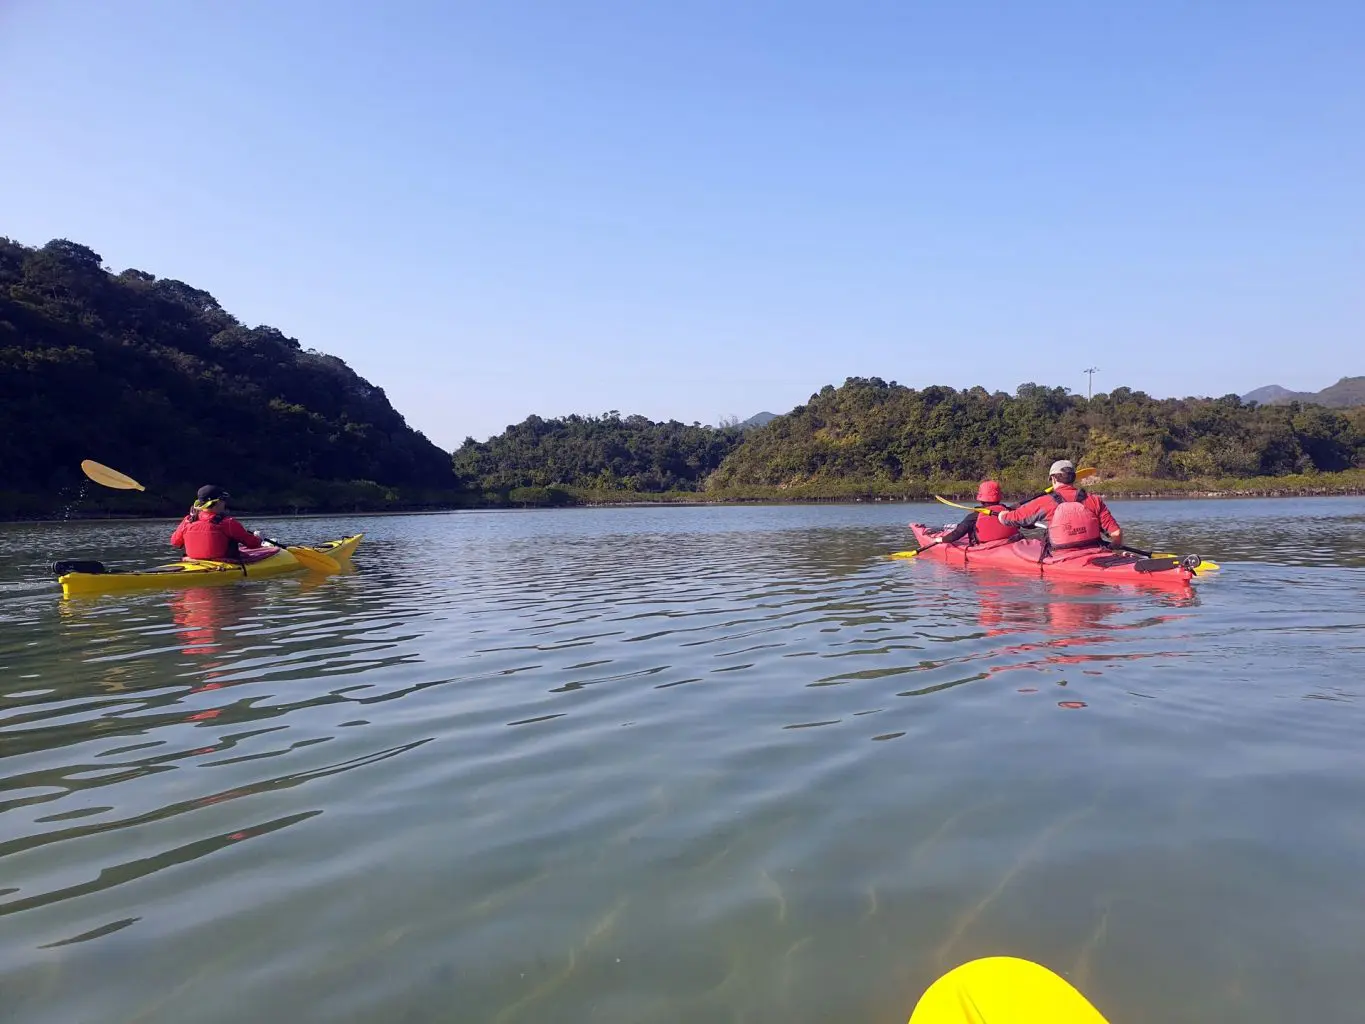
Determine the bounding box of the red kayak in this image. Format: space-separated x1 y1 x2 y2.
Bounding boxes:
909 523 1197 588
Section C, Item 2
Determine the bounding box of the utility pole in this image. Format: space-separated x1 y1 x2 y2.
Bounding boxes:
1084 367 1099 400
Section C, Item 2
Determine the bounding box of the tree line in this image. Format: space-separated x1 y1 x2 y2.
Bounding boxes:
707 377 1365 492
5 235 1362 517
454 378 1365 502
452 413 744 499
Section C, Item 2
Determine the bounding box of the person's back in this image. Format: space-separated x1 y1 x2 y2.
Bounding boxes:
1000 461 1122 551
169 485 264 561
931 481 1020 547
972 500 1018 542
1043 484 1105 549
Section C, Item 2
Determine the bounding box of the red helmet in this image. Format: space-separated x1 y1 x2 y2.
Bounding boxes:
976 480 1002 503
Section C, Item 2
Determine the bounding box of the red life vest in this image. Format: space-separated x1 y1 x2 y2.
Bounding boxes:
974 503 1019 542
178 510 237 561
1048 490 1102 549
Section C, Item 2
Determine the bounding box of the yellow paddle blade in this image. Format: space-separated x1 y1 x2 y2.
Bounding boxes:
909 956 1111 1024
285 545 342 574
941 471 1094 505
890 550 921 559
1046 467 1097 493
81 460 146 491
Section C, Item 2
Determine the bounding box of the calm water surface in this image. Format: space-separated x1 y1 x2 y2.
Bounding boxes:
2 499 1365 1023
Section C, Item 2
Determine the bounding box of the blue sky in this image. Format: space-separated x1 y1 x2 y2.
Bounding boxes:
2 1 1361 446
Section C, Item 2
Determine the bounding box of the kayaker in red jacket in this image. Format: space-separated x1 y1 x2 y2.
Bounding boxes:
170 485 265 561
926 481 1020 547
999 460 1123 551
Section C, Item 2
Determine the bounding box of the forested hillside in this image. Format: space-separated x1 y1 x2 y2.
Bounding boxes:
453 413 743 498
708 378 1365 491
447 379 1365 503
6 234 1362 519
0 237 458 516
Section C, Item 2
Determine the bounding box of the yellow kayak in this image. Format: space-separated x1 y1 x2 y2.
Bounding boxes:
910 957 1111 1023
56 534 363 598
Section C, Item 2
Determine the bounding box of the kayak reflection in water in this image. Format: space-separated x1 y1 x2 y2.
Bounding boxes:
981 577 1194 674
976 578 1124 640
170 585 234 659
922 480 1020 550
999 459 1123 553
169 484 266 561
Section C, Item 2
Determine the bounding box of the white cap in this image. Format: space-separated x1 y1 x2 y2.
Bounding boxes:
1049 459 1075 476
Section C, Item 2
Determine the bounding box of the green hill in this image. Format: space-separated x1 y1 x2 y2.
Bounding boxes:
452 412 743 499
446 379 1365 504
0 236 460 517
707 377 1365 491
7 232 1361 518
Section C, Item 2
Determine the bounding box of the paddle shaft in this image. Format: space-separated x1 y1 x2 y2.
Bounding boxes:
934 469 1096 515
1109 541 1155 557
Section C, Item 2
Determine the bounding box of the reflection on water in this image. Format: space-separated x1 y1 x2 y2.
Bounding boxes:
1 498 1365 1024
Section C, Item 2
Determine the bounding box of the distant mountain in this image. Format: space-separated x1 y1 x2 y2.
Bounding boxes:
739 411 777 430
1242 384 1308 405
1242 377 1365 408
1315 377 1365 407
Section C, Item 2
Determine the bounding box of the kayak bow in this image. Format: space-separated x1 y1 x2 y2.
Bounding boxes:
909 957 1111 1024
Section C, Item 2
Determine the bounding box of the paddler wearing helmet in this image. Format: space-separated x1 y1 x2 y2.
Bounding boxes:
169 485 266 561
925 480 1021 547
998 459 1123 551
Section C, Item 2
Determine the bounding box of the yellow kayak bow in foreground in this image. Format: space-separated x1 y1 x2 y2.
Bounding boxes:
910 957 1111 1024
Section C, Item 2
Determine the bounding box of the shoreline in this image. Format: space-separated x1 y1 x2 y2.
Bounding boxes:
4 487 1364 524
575 489 1365 507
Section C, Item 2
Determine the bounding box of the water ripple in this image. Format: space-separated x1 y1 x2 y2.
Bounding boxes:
1 501 1365 1023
